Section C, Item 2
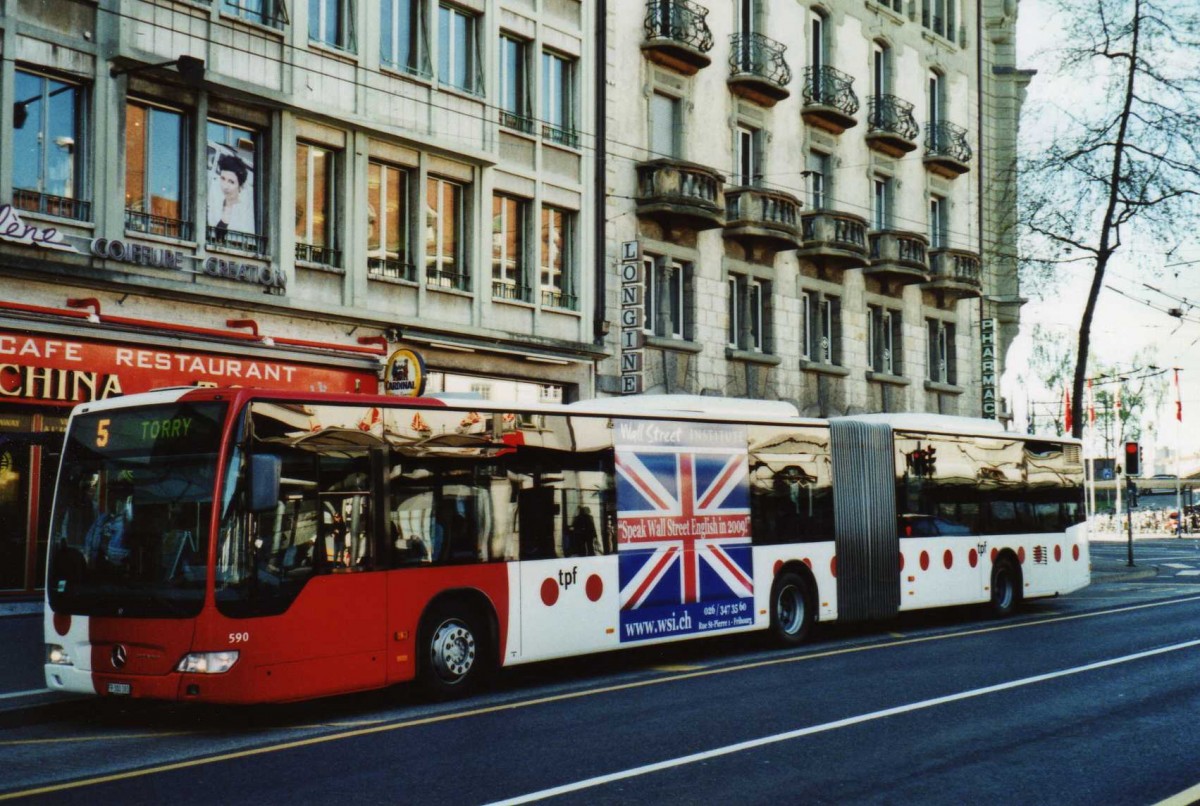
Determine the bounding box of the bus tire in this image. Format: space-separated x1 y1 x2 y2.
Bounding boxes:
990 557 1021 617
418 601 489 697
770 571 814 647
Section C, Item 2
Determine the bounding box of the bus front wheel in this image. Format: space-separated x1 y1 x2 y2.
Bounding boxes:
770 571 814 647
990 558 1021 617
419 602 489 697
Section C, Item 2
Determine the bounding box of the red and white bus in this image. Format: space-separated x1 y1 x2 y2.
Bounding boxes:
43 388 1089 703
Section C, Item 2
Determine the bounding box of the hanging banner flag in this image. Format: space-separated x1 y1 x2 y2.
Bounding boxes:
1063 387 1073 434
1174 368 1183 422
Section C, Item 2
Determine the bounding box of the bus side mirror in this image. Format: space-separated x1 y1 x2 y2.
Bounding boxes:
248 454 281 513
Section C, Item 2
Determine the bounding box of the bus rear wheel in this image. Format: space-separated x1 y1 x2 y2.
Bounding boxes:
990 558 1021 617
770 571 814 647
419 602 489 697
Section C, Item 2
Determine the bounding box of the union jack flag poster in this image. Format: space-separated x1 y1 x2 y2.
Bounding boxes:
614 419 754 643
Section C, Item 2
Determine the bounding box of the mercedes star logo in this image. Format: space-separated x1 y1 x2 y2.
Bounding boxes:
111 645 127 669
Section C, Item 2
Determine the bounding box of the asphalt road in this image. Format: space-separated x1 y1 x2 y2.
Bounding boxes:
5 568 1200 805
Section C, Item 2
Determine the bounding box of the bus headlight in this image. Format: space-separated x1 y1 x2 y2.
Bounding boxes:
45 644 72 666
176 651 239 674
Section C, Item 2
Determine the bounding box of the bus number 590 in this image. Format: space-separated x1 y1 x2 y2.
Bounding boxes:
229 632 250 644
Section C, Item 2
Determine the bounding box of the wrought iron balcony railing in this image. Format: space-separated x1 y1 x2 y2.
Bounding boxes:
925 121 973 164
868 95 919 141
426 266 471 291
542 124 579 149
499 110 535 134
125 209 193 241
14 189 91 222
207 225 267 254
295 242 341 268
643 0 713 53
802 65 859 117
493 280 531 302
368 257 416 281
541 288 578 310
728 32 791 88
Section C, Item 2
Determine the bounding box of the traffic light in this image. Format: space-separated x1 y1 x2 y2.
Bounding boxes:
1124 441 1141 476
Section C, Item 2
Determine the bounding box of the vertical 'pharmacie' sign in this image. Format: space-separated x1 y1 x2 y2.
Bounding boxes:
981 317 998 419
619 241 644 395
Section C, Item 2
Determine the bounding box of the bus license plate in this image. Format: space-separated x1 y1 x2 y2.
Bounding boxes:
107 682 131 696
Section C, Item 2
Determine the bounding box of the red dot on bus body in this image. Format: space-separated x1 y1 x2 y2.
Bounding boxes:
898 553 905 572
943 549 954 570
830 556 838 578
968 548 978 568
803 557 812 569
919 551 930 571
773 560 783 576
1018 547 1026 564
1073 545 1080 561
53 612 71 637
1054 545 1063 562
585 574 603 602
540 578 559 607
990 547 999 564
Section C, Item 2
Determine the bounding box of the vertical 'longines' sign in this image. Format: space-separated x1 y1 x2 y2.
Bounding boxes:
620 241 644 395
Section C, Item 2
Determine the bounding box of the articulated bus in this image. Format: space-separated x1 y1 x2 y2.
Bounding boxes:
44 388 1088 703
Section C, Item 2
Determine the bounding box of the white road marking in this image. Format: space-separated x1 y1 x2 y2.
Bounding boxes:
491 638 1200 805
0 689 48 701
1176 570 1200 577
1163 563 1193 569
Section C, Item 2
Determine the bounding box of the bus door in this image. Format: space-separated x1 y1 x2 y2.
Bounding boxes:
829 420 900 622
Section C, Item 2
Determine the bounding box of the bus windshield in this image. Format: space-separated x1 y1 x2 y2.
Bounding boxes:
46 402 227 618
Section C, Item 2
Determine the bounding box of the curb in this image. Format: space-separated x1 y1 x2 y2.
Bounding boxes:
1091 565 1159 584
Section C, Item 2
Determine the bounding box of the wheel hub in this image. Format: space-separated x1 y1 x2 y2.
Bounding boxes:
431 621 476 682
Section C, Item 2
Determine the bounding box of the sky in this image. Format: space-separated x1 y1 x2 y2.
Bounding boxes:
1006 0 1200 461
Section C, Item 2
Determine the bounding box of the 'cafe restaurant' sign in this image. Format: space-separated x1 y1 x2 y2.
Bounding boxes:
0 331 376 404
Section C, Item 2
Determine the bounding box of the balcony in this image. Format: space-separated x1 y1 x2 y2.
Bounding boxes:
796 210 869 270
866 230 930 286
635 159 725 231
723 186 802 251
727 33 791 107
642 0 714 75
924 247 981 301
866 95 919 157
924 121 973 177
801 66 859 134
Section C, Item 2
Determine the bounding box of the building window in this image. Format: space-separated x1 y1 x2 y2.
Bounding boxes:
310 0 355 50
498 35 532 132
438 4 479 93
295 142 339 267
644 256 690 340
872 176 891 231
206 120 263 253
540 206 576 309
802 292 840 365
928 319 957 384
426 175 467 290
810 11 826 72
868 305 902 375
928 70 944 125
542 51 577 147
12 69 89 221
492 193 529 301
650 91 681 159
728 274 767 353
368 161 412 280
872 42 890 96
808 151 830 210
929 194 947 248
125 100 189 239
735 125 760 187
923 0 954 37
223 0 287 29
382 0 429 76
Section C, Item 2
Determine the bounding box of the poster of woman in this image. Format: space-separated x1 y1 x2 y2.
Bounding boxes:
206 141 256 240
